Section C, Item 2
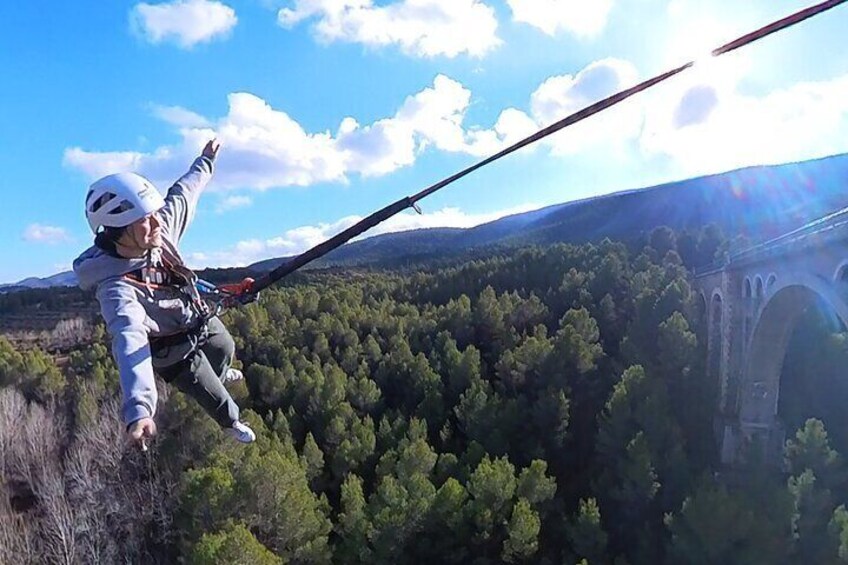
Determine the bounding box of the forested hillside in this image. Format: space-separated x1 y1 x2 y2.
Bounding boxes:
3 228 848 564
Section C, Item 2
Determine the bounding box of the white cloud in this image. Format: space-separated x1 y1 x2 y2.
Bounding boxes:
185 203 538 268
662 3 744 67
338 74 477 173
23 224 72 245
151 104 212 128
265 216 362 256
486 54 848 177
529 58 642 156
530 59 638 123
64 75 501 188
64 55 848 197
61 63 643 189
278 0 500 58
131 0 237 48
365 202 539 235
640 69 848 176
63 148 142 179
461 107 540 157
63 145 185 186
215 195 253 213
186 215 360 267
507 0 613 37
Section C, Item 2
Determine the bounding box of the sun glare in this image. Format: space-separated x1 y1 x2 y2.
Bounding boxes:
665 17 728 67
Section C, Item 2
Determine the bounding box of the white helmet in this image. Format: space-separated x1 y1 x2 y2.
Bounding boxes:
85 172 165 234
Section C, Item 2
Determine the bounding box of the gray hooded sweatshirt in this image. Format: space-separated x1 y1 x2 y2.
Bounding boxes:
73 155 214 426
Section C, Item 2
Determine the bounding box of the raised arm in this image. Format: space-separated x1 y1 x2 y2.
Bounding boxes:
157 139 221 243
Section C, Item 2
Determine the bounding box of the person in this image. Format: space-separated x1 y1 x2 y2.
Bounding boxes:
73 139 256 447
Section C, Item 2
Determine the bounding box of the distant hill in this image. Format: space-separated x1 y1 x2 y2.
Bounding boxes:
496 154 848 247
5 152 848 291
248 152 848 273
247 227 466 273
0 271 79 293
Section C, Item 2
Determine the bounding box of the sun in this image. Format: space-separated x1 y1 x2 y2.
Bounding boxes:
655 8 753 114
663 0 735 65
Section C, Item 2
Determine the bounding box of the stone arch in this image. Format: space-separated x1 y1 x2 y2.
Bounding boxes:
766 273 777 292
742 277 753 347
709 291 724 407
709 290 724 335
696 291 708 333
834 261 848 283
755 275 764 299
741 274 848 429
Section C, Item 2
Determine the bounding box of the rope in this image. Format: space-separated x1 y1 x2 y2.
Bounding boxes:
414 0 848 205
248 0 847 293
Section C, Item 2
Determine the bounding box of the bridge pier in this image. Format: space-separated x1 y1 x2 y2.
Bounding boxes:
719 419 787 468
695 214 848 467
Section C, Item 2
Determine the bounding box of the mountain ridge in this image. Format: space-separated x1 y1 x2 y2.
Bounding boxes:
5 151 847 291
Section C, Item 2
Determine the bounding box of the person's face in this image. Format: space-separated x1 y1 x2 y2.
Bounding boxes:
123 213 162 250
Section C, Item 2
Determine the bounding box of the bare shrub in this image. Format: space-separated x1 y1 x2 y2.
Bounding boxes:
0 385 176 564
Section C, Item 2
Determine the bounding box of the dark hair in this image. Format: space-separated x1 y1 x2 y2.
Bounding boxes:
94 226 127 256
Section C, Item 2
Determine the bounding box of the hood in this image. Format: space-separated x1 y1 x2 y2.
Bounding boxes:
73 245 148 290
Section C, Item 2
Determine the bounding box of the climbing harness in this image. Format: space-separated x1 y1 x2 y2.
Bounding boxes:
142 277 257 368
195 277 259 317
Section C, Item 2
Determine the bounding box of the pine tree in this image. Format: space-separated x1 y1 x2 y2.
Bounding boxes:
190 523 282 565
502 499 541 563
335 474 373 563
566 498 609 564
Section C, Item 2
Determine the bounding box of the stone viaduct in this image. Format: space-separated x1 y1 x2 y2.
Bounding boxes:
694 208 848 465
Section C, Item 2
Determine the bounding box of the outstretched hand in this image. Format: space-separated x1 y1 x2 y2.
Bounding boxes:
128 417 157 451
202 138 221 162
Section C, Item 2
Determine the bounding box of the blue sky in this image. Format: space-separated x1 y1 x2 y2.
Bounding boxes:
2 0 847 284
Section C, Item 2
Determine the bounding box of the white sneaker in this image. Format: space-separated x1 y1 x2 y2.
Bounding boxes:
226 421 256 443
223 368 244 383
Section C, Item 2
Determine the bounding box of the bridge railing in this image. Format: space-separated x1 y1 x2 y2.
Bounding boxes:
695 204 848 277
733 205 848 260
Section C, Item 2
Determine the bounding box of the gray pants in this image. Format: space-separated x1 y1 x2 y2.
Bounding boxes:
151 317 240 428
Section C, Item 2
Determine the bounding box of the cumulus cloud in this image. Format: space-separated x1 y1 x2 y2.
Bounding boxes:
452 55 848 178
185 202 538 268
23 224 72 245
131 0 237 48
215 195 253 213
150 104 212 128
672 85 718 128
482 53 848 176
64 74 518 189
63 144 189 188
530 59 638 123
640 69 848 176
64 53 848 199
527 58 642 155
507 0 613 37
63 148 142 179
277 0 500 58
366 202 539 235
61 61 643 190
